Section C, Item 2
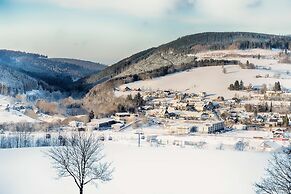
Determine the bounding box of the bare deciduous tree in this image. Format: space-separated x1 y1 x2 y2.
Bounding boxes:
255 148 291 194
47 133 113 194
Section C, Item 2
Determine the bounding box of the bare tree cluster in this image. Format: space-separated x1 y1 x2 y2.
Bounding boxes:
0 122 66 148
36 99 59 115
0 133 64 148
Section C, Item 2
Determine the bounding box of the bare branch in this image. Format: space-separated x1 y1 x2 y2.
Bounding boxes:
46 132 113 194
255 147 291 194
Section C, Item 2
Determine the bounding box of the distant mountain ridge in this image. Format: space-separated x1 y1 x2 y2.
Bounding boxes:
0 49 106 95
50 58 106 72
79 32 291 93
2 32 291 96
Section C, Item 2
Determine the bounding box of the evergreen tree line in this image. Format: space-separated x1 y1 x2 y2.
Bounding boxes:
244 102 273 113
238 40 290 50
229 81 282 92
273 81 281 91
229 80 245 91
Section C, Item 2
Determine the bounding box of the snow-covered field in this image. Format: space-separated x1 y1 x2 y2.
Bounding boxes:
0 95 37 123
0 110 37 123
0 95 65 124
120 49 291 98
0 142 270 194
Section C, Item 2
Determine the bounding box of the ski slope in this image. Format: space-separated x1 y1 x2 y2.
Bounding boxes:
0 142 270 194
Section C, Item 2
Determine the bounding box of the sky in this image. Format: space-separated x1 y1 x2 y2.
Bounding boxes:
0 0 291 64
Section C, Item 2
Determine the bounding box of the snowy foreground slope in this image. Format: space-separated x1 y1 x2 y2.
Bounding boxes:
0 142 269 194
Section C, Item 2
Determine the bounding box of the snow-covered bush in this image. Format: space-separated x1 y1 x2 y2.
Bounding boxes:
235 140 248 151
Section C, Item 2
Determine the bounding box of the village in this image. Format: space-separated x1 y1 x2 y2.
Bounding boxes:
1 79 291 152
61 84 290 152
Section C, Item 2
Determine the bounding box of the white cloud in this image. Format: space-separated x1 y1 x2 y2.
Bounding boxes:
179 0 291 33
14 0 291 25
4 0 291 63
14 0 185 18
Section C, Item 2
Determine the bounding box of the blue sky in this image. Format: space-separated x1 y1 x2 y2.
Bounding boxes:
0 0 291 64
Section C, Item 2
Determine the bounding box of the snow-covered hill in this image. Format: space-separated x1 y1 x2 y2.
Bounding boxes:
121 49 291 98
81 32 291 92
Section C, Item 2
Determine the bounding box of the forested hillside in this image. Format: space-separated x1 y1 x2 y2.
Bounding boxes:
0 50 105 95
78 32 291 92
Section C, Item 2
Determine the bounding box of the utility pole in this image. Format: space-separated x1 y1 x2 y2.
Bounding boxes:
135 129 143 147
138 133 141 147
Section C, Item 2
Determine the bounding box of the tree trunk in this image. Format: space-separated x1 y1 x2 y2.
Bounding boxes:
79 187 83 194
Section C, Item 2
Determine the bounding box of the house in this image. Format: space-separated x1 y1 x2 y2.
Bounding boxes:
216 96 225 101
123 86 132 92
232 124 247 130
255 115 264 123
252 85 263 91
205 101 219 110
141 105 153 111
112 112 136 122
225 99 236 105
185 98 195 105
230 111 238 118
87 118 117 130
166 120 225 134
199 92 207 97
196 121 225 134
272 128 286 138
166 123 198 135
200 112 209 120
69 121 85 129
179 111 201 120
267 117 279 127
164 109 178 119
152 98 175 108
195 102 206 112
172 102 188 111
111 123 124 131
266 91 283 97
